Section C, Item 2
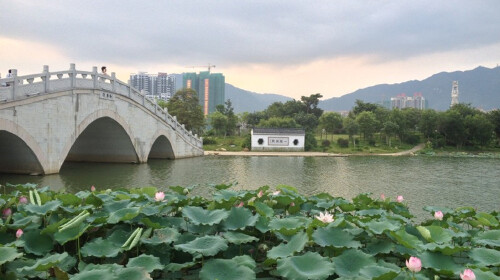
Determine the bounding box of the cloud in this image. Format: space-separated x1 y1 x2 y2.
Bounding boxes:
2 0 500 68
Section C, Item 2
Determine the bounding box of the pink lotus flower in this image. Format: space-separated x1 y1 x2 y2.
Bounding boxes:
380 194 386 200
155 191 165 201
406 256 422 272
257 190 263 198
16 229 23 239
272 190 281 196
434 211 443 220
315 211 334 223
460 269 475 280
236 201 244 208
3 208 12 218
397 195 404 203
91 185 96 192
19 196 28 204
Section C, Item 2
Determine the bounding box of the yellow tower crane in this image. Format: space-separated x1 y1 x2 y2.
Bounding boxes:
187 64 216 73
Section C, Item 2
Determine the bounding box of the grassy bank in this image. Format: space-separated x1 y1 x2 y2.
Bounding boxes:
1 183 499 279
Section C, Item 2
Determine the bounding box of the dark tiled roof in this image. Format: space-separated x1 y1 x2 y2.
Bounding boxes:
252 128 305 135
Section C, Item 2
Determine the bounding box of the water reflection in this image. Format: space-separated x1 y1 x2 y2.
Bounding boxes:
1 156 499 218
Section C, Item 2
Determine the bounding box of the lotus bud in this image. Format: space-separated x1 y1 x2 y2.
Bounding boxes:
16 229 23 239
434 211 443 220
397 195 404 203
272 190 281 196
91 185 96 192
460 269 476 280
177 207 183 212
258 243 268 251
2 208 12 218
183 188 189 195
406 256 422 272
380 194 385 200
290 202 295 207
19 196 28 204
236 202 244 208
257 190 263 198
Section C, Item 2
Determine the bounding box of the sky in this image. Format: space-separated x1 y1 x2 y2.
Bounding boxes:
1 0 500 100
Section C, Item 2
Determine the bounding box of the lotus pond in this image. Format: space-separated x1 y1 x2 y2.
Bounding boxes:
0 183 499 279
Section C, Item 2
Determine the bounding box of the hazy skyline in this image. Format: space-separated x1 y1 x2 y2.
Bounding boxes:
1 0 499 99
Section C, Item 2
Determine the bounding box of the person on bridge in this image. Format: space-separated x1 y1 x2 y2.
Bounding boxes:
101 66 108 76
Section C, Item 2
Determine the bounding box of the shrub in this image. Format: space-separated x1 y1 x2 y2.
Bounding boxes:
321 140 331 148
368 139 376 146
241 134 251 149
405 134 421 145
203 137 217 145
304 132 317 151
337 138 349 148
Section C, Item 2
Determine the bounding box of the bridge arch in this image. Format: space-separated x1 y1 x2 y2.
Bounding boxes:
61 109 140 165
0 119 47 174
147 130 176 160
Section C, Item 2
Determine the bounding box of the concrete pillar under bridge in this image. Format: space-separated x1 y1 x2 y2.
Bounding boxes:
0 64 203 175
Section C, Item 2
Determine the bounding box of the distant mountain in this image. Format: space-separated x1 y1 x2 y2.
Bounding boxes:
225 84 292 113
319 66 500 111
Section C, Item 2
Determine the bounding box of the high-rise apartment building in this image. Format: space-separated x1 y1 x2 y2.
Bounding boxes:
183 71 225 115
130 72 177 101
391 93 427 110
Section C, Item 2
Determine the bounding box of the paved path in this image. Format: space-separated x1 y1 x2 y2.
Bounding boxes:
204 143 426 157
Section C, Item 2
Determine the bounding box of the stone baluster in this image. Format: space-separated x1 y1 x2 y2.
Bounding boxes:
10 69 17 101
42 65 49 94
128 80 132 98
70 63 76 88
92 67 98 88
111 72 116 92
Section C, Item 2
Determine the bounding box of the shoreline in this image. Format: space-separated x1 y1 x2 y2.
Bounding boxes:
204 143 425 157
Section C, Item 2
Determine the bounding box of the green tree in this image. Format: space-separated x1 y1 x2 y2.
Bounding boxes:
488 109 500 145
319 112 343 140
258 117 298 128
343 117 359 147
166 88 205 134
465 114 494 147
356 111 378 140
209 111 228 136
352 100 381 116
294 112 318 132
440 110 466 148
382 121 399 147
419 109 439 140
300 93 323 118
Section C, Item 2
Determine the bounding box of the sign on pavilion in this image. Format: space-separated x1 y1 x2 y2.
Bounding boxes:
251 128 305 151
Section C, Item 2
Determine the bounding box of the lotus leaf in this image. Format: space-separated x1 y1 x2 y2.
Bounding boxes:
141 205 161 216
417 226 452 244
129 186 157 197
223 232 258 244
56 193 81 206
269 216 310 234
420 251 461 274
267 231 308 259
332 249 376 278
214 190 241 202
22 229 54 256
312 226 361 248
472 229 500 247
81 237 121 258
115 267 153 280
0 247 23 265
232 255 256 270
357 209 387 217
468 268 500 280
253 201 274 217
389 229 423 250
361 218 401 235
359 265 399 279
421 243 469 255
79 263 123 272
141 227 180 245
107 207 140 224
365 239 394 255
24 200 61 215
199 258 256 280
214 183 233 190
103 200 131 213
174 235 228 256
165 261 196 272
277 252 334 280
475 212 499 227
126 254 164 272
182 206 229 225
71 269 116 280
85 194 104 207
223 207 259 230
54 223 89 245
469 247 500 266
18 252 68 272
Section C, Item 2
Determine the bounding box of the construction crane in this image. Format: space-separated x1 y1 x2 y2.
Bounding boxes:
187 64 216 73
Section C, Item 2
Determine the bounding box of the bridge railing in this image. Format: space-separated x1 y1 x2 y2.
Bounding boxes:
0 64 203 149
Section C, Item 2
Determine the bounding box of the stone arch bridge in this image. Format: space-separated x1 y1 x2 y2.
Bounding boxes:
0 64 203 175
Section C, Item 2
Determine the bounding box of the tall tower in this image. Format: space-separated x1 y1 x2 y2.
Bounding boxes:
451 81 459 107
